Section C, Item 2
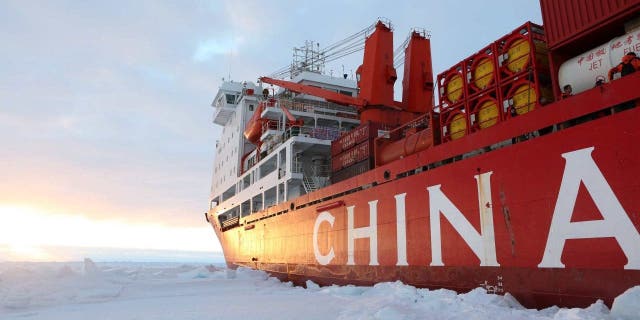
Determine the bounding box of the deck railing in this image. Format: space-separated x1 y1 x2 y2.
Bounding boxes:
277 98 358 117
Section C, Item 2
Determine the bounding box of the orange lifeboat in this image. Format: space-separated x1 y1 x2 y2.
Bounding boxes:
243 102 266 144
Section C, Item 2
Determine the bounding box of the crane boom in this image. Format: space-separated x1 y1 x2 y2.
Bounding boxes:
259 76 368 108
260 20 431 127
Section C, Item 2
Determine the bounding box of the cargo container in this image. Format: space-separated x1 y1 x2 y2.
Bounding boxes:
331 140 373 172
468 93 502 132
330 159 372 184
465 43 499 98
330 121 387 156
436 22 551 137
501 78 554 118
440 105 468 142
540 0 640 50
496 22 549 83
490 22 554 117
437 62 467 109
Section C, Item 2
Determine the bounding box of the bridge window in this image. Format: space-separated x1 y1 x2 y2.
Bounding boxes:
259 155 277 178
241 200 251 217
264 186 277 208
252 194 263 213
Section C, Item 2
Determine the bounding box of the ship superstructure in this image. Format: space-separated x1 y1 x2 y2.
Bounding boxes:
206 2 640 308
210 69 361 228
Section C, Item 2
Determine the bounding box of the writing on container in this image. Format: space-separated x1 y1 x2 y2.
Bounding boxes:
575 31 640 68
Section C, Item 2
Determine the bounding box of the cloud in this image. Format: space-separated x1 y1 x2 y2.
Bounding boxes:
193 35 243 62
0 1 224 229
0 0 544 246
191 0 278 63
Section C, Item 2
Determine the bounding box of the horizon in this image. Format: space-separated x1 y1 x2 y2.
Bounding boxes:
0 244 224 263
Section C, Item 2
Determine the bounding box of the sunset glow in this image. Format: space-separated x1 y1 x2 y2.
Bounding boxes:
0 205 220 260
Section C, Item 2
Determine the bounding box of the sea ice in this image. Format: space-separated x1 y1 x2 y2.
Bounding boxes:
611 286 640 320
0 261 635 320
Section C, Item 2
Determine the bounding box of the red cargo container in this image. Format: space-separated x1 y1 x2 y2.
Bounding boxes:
501 78 553 119
331 159 372 184
331 121 387 156
331 140 372 172
540 0 640 50
440 104 468 142
468 92 502 133
465 43 499 98
437 62 467 109
496 22 549 83
492 22 554 116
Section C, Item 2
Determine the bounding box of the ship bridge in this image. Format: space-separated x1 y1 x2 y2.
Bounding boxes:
211 81 260 125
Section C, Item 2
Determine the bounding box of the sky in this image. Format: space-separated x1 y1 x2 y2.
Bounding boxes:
0 0 542 261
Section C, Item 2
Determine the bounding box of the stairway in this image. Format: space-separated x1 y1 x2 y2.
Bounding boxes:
302 175 317 193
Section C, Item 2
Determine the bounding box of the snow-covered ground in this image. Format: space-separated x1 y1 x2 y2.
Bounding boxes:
0 260 638 320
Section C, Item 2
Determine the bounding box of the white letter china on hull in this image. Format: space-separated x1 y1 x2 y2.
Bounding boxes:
395 193 408 266
313 211 336 265
428 171 500 267
539 147 640 269
347 201 379 266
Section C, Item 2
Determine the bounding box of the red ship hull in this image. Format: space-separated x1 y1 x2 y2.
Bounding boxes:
209 75 640 308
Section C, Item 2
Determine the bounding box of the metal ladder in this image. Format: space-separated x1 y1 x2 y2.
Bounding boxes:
302 175 317 193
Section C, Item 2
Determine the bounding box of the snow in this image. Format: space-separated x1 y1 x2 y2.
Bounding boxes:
611 286 640 320
0 259 637 320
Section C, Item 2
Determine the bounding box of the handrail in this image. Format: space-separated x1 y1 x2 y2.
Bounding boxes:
221 216 240 230
292 159 303 173
278 97 358 114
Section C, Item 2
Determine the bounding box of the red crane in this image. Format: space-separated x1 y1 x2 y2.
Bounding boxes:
257 77 367 107
260 21 435 128
260 20 439 167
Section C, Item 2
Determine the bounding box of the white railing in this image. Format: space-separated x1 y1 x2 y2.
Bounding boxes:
286 125 342 141
278 98 358 115
292 159 303 173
